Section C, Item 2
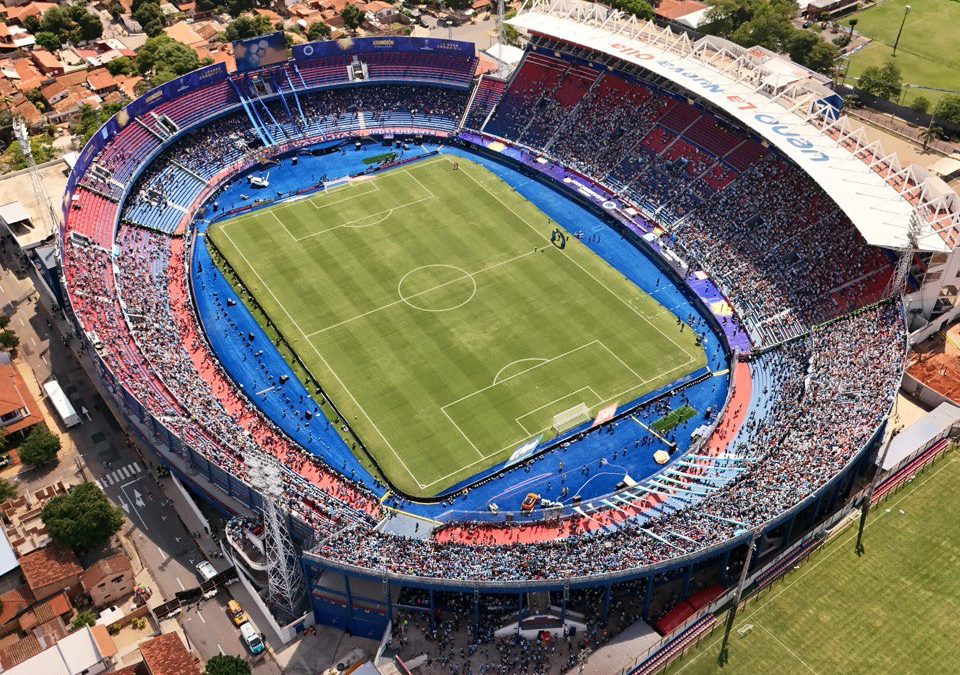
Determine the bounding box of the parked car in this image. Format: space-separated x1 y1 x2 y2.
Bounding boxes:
227 599 249 626
196 561 217 582
239 621 265 655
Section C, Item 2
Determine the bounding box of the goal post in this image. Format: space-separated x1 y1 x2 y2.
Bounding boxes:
551 403 591 435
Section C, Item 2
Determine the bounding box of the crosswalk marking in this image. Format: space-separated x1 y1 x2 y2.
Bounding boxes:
99 462 143 489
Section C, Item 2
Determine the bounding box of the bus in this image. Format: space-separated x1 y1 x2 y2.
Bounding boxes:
42 380 80 428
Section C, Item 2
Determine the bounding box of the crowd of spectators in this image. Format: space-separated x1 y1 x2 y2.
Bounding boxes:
62 62 909 590
483 44 894 347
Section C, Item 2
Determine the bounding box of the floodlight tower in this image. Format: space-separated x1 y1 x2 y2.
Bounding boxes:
246 455 306 622
884 212 921 299
13 116 58 236
496 0 509 78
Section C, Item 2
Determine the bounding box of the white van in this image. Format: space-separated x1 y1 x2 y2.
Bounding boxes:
239 622 265 655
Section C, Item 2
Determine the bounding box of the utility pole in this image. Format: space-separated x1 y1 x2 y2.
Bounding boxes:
892 4 911 57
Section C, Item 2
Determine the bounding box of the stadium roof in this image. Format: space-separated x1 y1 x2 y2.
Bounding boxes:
882 402 960 471
510 0 960 253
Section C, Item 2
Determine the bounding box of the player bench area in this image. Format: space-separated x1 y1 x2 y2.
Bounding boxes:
208 154 706 496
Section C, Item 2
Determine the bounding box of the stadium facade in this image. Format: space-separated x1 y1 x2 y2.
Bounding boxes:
57 0 960 645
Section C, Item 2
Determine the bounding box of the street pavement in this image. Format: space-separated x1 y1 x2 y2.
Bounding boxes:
0 238 281 674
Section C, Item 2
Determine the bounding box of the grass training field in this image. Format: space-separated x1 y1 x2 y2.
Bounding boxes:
209 155 704 496
666 449 960 675
847 0 960 106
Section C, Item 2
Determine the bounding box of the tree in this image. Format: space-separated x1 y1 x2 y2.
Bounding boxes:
0 315 18 358
23 15 41 34
920 124 942 150
909 96 930 114
226 0 255 18
135 36 200 86
34 31 61 52
205 654 252 675
0 478 17 503
792 34 839 78
306 21 331 41
1 134 53 173
341 4 364 31
41 482 125 552
71 610 96 631
847 18 858 39
933 94 960 125
224 14 273 41
18 425 60 466
857 60 902 101
106 56 135 76
133 1 166 37
72 103 124 144
607 0 654 20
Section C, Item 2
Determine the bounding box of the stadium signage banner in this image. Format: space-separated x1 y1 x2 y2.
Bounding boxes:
293 36 473 61
592 402 618 428
505 435 543 468
234 31 288 72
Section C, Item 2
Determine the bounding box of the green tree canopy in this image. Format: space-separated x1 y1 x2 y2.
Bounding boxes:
933 94 960 125
41 482 125 552
34 31 61 52
135 36 201 86
205 654 252 675
33 5 103 45
133 0 166 38
858 60 902 101
71 610 96 631
341 4 364 31
0 478 17 503
72 103 124 144
0 315 19 357
608 0 654 20
306 21 331 42
909 96 930 114
18 425 60 466
224 14 273 41
106 56 135 76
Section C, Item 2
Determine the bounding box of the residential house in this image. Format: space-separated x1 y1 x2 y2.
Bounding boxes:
79 554 134 608
164 20 206 50
7 57 44 91
30 49 63 77
138 633 201 675
654 0 709 28
17 591 72 651
86 69 118 95
0 351 42 435
0 24 35 51
1 624 117 675
3 2 57 26
18 544 83 602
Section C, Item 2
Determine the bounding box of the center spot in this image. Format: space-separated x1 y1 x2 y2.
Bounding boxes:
398 264 477 312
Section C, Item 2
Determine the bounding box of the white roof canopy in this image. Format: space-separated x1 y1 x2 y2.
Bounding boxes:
510 0 955 252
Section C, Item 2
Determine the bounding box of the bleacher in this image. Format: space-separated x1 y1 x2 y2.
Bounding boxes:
464 76 506 130
363 52 478 87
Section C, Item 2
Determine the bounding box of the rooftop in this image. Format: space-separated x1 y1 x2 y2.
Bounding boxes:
138 633 200 675
79 553 133 592
19 544 82 596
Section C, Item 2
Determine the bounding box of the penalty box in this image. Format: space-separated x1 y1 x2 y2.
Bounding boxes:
441 340 645 457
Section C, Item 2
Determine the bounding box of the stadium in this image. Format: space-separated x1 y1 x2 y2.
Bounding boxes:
55 0 960 670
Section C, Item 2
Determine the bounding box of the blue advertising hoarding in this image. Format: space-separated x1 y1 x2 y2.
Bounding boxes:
293 36 474 62
234 31 288 72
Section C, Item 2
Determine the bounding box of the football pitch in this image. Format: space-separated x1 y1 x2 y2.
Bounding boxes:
208 155 704 496
847 0 960 106
667 449 960 675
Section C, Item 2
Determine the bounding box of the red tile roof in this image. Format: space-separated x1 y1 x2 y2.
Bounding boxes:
79 553 133 592
0 633 41 669
18 591 71 631
655 0 706 20
139 633 201 675
19 544 82 596
0 358 42 435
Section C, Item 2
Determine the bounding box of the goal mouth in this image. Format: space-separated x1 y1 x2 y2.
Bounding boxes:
551 403 591 435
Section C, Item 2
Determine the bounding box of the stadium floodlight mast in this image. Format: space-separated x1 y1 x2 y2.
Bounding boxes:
246 455 307 622
717 528 759 667
892 4 911 57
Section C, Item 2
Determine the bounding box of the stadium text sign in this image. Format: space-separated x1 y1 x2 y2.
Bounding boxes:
607 42 830 163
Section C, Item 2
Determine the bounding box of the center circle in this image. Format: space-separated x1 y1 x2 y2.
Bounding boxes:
398 264 477 312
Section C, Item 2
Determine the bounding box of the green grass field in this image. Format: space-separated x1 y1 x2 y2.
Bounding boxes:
667 449 960 675
846 0 960 106
208 155 704 496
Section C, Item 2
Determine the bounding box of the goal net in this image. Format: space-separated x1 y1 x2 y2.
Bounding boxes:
551 403 591 435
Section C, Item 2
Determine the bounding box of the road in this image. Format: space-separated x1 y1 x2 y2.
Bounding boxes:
0 238 280 674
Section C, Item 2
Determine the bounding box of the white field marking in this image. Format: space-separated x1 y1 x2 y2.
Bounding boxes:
672 455 960 675
401 167 437 200
514 386 600 436
305 249 538 337
440 407 485 460
310 180 381 209
294 195 433 241
449 156 701 365
441 340 606 412
492 358 549 385
756 622 818 675
398 264 477 313
177 577 185 591
218 225 426 488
